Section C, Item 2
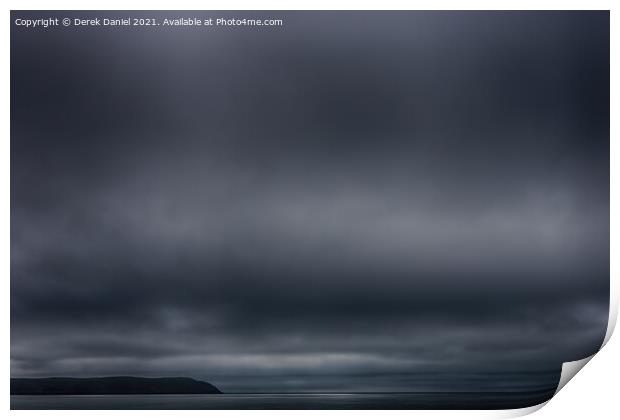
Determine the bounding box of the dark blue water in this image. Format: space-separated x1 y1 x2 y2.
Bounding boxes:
11 390 555 409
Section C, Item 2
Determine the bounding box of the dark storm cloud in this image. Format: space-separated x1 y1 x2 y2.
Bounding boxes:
11 11 608 392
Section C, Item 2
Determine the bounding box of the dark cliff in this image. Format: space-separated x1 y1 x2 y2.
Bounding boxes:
11 376 222 395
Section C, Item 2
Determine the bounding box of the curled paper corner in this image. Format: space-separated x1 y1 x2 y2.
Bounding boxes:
496 354 597 418
494 401 549 419
554 354 596 396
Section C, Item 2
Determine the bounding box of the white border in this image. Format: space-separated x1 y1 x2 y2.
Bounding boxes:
3 1 617 419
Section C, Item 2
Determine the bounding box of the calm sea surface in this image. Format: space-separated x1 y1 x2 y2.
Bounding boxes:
11 390 555 409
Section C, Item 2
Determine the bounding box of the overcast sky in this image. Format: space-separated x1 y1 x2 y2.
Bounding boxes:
11 11 609 393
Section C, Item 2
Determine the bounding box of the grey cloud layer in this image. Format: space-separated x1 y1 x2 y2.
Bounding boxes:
11 11 608 392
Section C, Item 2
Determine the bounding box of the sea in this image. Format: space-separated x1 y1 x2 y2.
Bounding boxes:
11 389 555 409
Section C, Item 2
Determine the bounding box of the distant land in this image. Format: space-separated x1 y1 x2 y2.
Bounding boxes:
11 376 222 395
